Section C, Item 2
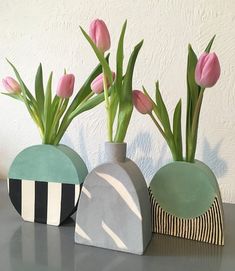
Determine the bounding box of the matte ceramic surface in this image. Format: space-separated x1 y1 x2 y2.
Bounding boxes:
1 181 235 271
75 142 152 255
8 144 88 226
150 160 219 219
149 160 224 245
9 144 87 184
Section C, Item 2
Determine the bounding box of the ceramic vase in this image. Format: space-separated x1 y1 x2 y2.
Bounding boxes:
8 144 88 226
149 160 224 245
75 142 152 255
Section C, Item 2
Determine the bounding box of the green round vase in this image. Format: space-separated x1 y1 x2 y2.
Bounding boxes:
149 160 224 245
8 144 88 226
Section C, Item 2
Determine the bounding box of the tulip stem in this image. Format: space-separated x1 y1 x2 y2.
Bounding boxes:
149 112 166 140
149 112 178 161
103 69 112 142
187 88 205 162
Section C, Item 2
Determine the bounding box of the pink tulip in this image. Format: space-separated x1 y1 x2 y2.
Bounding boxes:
195 52 221 88
89 19 111 53
2 77 21 93
56 74 75 98
132 90 153 114
91 72 115 94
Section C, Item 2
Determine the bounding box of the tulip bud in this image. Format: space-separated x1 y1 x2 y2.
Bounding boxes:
91 72 115 94
132 90 153 114
195 52 221 88
2 77 21 93
89 19 111 53
56 74 75 98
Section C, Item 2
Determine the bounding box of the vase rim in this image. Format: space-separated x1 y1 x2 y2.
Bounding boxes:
105 141 127 146
169 159 199 164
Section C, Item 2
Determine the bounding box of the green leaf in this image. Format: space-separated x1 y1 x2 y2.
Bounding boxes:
109 20 127 129
1 92 24 101
187 45 199 110
116 20 127 99
114 40 143 142
51 95 60 117
205 35 216 53
7 60 38 108
80 27 113 84
109 85 119 128
53 61 106 145
7 60 44 135
67 57 108 118
155 81 171 135
173 99 183 160
49 98 69 144
143 86 161 120
186 45 200 161
69 92 105 117
44 72 53 142
35 63 45 120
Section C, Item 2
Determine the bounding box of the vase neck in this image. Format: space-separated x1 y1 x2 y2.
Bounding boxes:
105 142 127 163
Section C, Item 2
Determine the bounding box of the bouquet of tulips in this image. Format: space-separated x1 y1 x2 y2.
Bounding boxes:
2 60 106 145
133 36 221 162
82 19 143 142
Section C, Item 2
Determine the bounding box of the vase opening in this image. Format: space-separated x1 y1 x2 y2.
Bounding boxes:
105 142 127 163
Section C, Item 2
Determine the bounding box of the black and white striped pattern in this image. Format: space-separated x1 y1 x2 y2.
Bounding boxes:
8 179 81 226
149 188 224 245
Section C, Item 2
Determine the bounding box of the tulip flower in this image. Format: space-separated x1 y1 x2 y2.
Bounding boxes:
56 74 75 98
195 52 220 88
91 72 115 94
89 19 111 53
132 90 153 114
2 76 21 93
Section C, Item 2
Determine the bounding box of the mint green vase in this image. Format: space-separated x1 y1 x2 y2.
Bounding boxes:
149 160 224 245
8 144 88 226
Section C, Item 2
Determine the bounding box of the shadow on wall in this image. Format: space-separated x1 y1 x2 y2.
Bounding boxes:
61 130 162 182
61 126 103 171
202 138 228 179
60 131 228 184
128 132 169 184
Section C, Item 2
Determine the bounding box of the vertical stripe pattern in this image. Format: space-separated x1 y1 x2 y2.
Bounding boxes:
8 179 22 215
149 188 224 245
47 183 62 226
22 180 35 222
35 182 48 224
60 184 75 223
8 179 81 226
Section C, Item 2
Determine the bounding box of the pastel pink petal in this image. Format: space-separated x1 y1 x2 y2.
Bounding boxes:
89 20 97 44
132 90 153 114
200 53 220 87
2 79 11 91
91 73 104 94
56 74 75 98
89 19 110 53
2 77 21 93
195 52 208 85
195 52 221 88
95 20 110 52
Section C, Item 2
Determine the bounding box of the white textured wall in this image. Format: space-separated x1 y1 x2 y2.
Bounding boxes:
0 0 235 202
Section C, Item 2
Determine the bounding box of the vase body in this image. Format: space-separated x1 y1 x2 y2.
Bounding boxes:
75 142 152 255
8 144 88 226
149 160 224 245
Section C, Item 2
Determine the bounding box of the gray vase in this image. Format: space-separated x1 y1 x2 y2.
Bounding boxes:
75 142 152 255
